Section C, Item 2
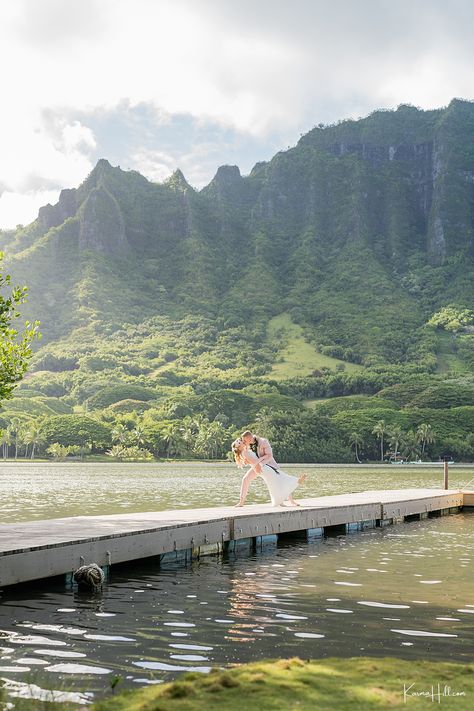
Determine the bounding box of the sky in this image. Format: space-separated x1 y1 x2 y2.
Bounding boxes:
1 0 474 228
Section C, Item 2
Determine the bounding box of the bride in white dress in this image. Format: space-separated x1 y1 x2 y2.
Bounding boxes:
232 438 306 507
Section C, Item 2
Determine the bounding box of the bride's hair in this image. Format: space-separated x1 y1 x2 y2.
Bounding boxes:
231 438 245 468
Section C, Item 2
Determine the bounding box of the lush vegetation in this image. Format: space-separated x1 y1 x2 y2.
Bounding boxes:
1 102 474 462
0 253 40 405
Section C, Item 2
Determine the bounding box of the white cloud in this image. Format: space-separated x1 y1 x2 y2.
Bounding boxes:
1 0 474 226
0 189 60 229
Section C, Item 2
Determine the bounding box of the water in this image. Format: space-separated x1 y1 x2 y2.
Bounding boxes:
0 463 473 703
1 461 473 522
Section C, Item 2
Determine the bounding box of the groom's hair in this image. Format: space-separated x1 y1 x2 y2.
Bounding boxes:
241 430 253 439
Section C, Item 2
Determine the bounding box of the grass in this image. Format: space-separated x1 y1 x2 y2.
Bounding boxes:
267 313 362 380
88 656 474 710
5 657 464 711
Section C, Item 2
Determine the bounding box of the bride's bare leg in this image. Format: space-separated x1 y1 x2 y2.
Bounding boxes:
287 494 300 506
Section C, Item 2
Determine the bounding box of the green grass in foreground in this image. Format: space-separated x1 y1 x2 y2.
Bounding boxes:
1 656 473 709
96 656 474 711
268 313 363 379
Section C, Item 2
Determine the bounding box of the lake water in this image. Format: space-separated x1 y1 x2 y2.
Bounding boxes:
1 461 474 522
0 463 473 704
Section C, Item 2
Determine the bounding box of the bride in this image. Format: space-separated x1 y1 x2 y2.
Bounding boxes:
232 438 306 507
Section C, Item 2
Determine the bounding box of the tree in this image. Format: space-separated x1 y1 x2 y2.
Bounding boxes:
349 431 363 463
9 417 21 460
372 420 388 462
160 422 188 458
111 423 129 445
47 443 70 461
130 426 145 447
416 423 435 457
27 424 45 459
402 430 421 462
388 425 404 461
0 253 40 405
106 444 127 461
0 426 12 460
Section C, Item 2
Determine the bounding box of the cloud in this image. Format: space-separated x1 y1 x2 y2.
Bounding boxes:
1 0 474 226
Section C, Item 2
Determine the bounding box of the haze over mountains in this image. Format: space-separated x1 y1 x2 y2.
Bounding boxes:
2 99 474 359
0 100 473 463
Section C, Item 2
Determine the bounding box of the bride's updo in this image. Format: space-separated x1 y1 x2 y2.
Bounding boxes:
231 438 245 468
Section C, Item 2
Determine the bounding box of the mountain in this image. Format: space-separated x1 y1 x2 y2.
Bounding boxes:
1 99 474 462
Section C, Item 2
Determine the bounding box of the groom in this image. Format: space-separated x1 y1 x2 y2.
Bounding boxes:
241 430 280 471
234 430 279 507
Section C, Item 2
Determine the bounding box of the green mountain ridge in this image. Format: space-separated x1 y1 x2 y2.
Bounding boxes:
1 99 474 462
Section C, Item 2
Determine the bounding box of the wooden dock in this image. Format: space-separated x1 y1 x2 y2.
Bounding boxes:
1 488 472 588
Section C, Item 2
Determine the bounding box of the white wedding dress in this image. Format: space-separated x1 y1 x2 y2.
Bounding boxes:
245 450 299 506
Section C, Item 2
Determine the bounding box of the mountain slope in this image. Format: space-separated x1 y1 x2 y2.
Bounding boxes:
1 99 474 376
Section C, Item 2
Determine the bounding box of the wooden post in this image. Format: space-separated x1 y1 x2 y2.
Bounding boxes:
443 457 449 490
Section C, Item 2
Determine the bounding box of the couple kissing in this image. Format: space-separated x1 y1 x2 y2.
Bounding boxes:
232 430 307 507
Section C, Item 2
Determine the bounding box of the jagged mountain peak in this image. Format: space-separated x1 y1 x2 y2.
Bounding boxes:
165 168 192 192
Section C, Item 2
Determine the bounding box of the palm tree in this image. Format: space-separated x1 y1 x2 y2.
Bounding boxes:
161 423 188 458
0 427 12 460
372 420 388 462
29 426 45 460
131 426 145 448
416 423 435 458
349 431 363 463
10 417 21 460
21 426 33 458
402 430 422 462
111 423 128 445
388 425 404 461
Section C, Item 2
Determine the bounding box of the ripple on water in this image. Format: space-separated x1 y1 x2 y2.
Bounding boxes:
33 650 86 658
334 582 362 586
391 629 458 638
84 634 135 642
293 633 325 639
20 624 86 635
45 663 112 674
9 636 68 647
170 654 208 661
1 678 92 704
169 644 213 651
134 661 211 673
357 602 410 609
326 609 353 614
419 580 442 584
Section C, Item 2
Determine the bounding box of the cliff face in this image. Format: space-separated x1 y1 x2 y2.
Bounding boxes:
3 99 474 360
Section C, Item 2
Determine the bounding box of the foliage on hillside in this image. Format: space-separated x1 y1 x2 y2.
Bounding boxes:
2 101 474 462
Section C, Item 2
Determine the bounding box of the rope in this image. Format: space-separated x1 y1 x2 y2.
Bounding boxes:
73 563 105 589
